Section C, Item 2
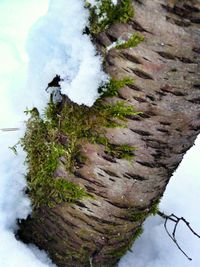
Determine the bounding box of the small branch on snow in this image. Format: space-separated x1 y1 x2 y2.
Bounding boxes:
158 211 200 261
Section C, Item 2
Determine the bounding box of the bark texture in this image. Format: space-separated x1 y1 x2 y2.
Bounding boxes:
19 0 200 266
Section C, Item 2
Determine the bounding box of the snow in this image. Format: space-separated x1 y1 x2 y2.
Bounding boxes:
27 0 108 108
0 0 56 266
107 39 126 51
88 0 118 7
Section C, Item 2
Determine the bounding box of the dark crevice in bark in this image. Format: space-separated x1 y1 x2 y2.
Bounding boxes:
101 169 120 178
123 172 148 181
130 128 152 136
121 52 142 64
130 68 154 80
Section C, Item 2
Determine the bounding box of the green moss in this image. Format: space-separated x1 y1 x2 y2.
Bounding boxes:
131 210 147 222
106 143 136 160
110 226 143 258
116 33 144 49
21 111 89 208
99 77 134 98
21 77 140 208
129 199 160 222
53 179 89 204
149 199 160 215
86 0 134 34
103 101 140 121
131 227 144 243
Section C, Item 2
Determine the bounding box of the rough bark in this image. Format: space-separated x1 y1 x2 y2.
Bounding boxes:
18 0 200 266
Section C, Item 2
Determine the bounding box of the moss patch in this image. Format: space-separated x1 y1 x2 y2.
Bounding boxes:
86 0 134 34
129 199 160 222
116 33 144 49
110 227 143 258
99 77 134 98
21 109 89 208
21 78 140 208
149 199 160 215
106 143 136 160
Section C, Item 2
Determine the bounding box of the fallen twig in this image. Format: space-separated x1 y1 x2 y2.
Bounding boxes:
158 211 200 261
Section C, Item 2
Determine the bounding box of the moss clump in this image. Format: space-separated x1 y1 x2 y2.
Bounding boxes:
149 199 160 215
21 77 140 208
130 199 160 222
131 210 147 222
86 0 134 34
131 227 144 243
21 109 89 208
106 143 136 160
103 101 138 121
116 33 144 49
110 226 143 258
99 77 134 98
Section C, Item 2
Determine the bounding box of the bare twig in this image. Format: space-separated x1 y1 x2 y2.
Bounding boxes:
158 211 200 261
0 128 20 132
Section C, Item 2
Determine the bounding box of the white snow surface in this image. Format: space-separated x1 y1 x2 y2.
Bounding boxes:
88 0 118 7
27 0 108 109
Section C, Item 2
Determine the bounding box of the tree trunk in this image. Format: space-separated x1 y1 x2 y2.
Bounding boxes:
18 0 200 266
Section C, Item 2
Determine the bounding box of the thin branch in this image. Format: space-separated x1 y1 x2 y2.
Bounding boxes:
0 128 20 132
158 211 200 261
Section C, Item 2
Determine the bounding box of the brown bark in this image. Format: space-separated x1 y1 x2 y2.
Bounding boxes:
18 1 200 266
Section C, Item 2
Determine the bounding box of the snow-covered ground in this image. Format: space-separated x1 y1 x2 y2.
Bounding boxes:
0 1 199 267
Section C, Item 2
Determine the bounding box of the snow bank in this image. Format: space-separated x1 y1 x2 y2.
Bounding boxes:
27 0 108 108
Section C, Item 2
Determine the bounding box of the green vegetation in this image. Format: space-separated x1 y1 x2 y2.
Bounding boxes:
108 199 160 259
110 226 143 258
103 101 138 121
131 210 148 222
85 0 134 34
99 77 134 98
116 33 144 49
149 199 160 215
106 143 136 160
130 199 160 222
21 109 89 208
21 77 140 208
132 227 144 243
